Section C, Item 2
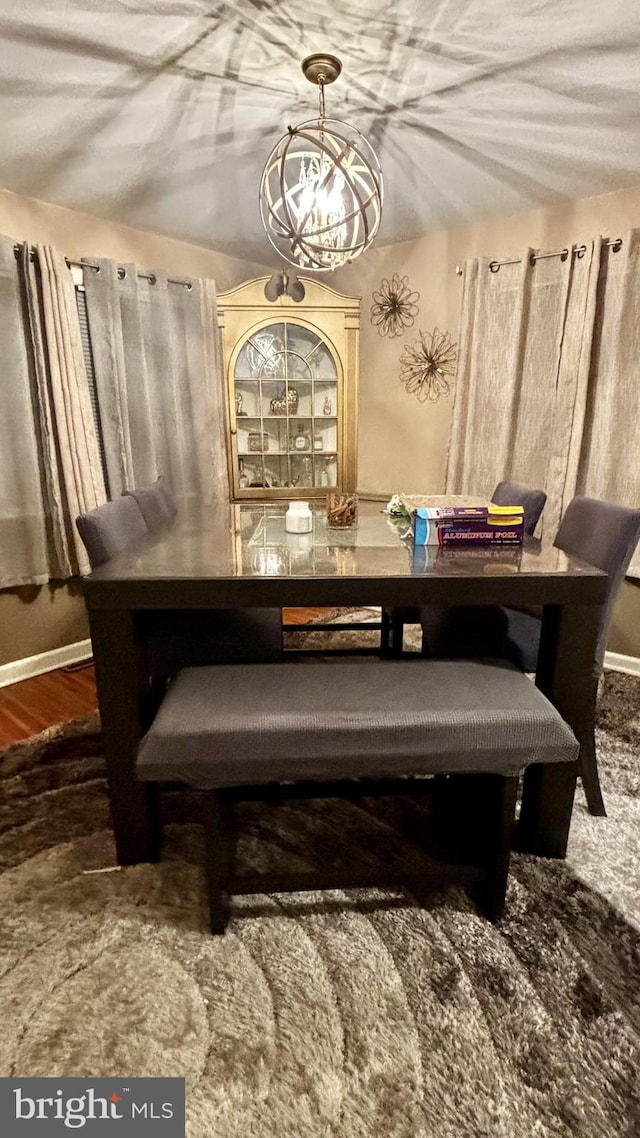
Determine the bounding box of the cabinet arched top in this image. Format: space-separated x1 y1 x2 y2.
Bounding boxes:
217 275 360 317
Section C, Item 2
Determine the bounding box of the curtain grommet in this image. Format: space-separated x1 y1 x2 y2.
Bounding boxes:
489 260 500 273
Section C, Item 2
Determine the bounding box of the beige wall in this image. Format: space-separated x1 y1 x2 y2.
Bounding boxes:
0 187 271 668
1 182 639 666
0 188 271 290
332 183 640 657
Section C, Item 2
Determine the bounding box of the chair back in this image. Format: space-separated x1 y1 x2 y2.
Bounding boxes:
554 495 640 668
76 497 149 569
123 476 178 532
491 480 547 536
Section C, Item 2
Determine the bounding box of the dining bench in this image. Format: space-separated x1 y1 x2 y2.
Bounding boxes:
135 658 579 932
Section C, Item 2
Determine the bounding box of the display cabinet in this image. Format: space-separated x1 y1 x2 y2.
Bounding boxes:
217 276 360 500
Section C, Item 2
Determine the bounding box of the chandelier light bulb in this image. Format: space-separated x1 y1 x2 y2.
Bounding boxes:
259 55 383 272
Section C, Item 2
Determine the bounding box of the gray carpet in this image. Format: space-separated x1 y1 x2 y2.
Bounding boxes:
1 618 639 1137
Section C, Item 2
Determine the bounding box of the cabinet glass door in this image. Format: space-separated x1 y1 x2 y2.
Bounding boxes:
233 321 339 494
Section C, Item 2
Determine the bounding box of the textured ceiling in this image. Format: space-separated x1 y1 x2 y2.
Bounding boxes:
1 1 639 264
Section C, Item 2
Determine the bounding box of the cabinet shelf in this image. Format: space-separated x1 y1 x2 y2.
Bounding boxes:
239 414 338 422
239 450 338 458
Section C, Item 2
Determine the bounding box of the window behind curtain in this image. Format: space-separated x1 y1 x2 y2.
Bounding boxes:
75 285 111 498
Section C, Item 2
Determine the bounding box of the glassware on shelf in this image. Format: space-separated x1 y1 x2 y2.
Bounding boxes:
249 430 269 452
238 458 249 488
322 395 333 416
270 388 299 416
293 423 311 451
313 428 323 451
235 391 248 416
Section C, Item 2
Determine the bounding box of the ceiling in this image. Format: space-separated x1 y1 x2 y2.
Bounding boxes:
1 1 640 265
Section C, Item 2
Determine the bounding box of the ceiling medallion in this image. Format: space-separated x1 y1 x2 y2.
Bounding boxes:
259 53 383 272
370 273 420 337
399 328 457 403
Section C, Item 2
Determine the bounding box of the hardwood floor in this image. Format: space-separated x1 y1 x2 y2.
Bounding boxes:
0 608 336 749
0 664 98 749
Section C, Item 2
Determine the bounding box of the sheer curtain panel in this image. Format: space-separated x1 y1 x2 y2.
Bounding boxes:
83 260 229 503
0 237 105 586
446 244 602 542
0 237 48 586
575 232 640 577
447 234 639 576
23 243 106 576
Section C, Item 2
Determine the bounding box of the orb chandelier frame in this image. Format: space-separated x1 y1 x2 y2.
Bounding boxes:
259 53 383 272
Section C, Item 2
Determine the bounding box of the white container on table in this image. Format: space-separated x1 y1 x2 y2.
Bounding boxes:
285 501 313 534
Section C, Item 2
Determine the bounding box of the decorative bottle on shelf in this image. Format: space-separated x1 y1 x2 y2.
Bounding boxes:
318 460 329 487
238 458 249 488
293 423 310 451
300 456 312 485
313 428 323 451
322 395 332 416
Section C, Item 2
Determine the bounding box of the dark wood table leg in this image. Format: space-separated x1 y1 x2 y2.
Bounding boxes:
88 608 161 865
203 790 234 935
517 601 601 858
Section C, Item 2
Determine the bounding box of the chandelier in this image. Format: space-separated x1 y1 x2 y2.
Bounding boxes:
259 54 383 272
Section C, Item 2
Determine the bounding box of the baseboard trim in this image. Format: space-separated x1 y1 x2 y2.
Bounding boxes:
0 639 93 689
0 639 637 689
603 650 640 678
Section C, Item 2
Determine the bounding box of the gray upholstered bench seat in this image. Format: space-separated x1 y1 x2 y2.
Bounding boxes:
135 657 578 932
136 659 578 789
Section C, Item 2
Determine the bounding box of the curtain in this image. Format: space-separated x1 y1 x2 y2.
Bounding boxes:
446 243 602 544
0 237 49 586
575 232 640 576
25 244 106 576
83 259 229 503
0 237 105 587
447 233 640 575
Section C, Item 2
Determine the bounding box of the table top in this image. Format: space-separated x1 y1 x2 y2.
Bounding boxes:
84 500 608 611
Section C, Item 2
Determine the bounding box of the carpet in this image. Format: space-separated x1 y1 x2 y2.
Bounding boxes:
1 616 639 1137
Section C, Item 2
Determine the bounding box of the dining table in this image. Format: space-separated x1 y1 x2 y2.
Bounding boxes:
83 497 608 868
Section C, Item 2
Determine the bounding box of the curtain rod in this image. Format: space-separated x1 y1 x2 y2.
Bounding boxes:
454 237 623 276
13 243 193 290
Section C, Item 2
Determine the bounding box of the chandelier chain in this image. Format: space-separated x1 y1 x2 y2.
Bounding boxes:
318 76 326 120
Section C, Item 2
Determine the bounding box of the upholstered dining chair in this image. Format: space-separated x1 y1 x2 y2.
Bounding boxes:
490 480 547 537
420 495 640 816
124 480 283 670
77 491 283 676
123 476 178 532
75 496 149 568
381 479 547 656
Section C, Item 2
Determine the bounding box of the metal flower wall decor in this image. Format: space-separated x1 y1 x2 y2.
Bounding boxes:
370 273 419 337
399 327 457 403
